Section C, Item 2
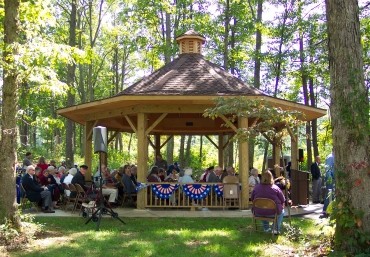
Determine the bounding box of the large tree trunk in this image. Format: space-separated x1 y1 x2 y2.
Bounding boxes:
65 0 77 168
0 0 21 228
325 0 370 251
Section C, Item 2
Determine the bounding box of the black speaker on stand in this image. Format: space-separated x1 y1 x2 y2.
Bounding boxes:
85 126 125 230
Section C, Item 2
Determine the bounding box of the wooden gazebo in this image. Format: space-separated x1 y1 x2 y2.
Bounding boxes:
57 30 326 209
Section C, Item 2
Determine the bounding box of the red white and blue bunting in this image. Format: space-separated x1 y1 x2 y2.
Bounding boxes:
213 184 224 197
152 184 179 199
136 182 148 192
182 184 211 200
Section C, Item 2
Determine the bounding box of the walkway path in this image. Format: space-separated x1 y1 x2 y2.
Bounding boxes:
28 203 325 219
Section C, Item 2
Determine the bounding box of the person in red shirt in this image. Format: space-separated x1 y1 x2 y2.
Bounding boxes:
36 156 49 179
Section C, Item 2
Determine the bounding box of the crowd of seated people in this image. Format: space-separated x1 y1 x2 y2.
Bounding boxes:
18 149 293 213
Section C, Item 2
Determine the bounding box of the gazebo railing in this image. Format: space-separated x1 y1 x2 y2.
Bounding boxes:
145 182 243 209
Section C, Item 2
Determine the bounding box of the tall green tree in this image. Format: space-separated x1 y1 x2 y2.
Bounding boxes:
325 0 370 252
0 0 21 227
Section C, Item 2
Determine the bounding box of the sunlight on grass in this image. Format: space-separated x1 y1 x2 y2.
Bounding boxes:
164 228 191 236
9 217 334 257
198 229 231 237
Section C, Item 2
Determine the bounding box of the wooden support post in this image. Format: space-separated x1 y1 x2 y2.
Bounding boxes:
137 113 148 209
238 117 249 209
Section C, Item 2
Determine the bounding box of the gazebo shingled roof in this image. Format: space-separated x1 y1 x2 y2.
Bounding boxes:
116 53 264 96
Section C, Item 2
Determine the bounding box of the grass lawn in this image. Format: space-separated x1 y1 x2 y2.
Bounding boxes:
9 216 332 257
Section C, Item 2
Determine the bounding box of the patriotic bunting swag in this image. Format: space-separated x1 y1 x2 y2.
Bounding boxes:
136 182 148 193
213 184 224 197
182 184 211 200
152 184 179 199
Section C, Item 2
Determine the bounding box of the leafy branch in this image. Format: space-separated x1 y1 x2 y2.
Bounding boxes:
204 97 304 143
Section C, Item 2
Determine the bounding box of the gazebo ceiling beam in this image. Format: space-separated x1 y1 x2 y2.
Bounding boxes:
219 114 238 132
86 120 99 140
205 135 219 148
160 135 173 149
84 104 211 121
124 115 137 133
146 113 168 135
222 135 235 150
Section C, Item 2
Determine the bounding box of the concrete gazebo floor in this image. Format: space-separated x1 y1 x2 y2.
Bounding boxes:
25 203 324 219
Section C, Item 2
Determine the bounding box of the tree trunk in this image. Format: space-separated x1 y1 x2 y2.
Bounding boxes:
223 0 230 70
166 136 174 166
179 135 185 168
199 135 203 165
226 136 234 167
185 135 192 167
262 140 269 171
254 0 262 90
326 0 370 251
299 30 312 170
0 0 21 228
309 77 319 157
65 0 77 168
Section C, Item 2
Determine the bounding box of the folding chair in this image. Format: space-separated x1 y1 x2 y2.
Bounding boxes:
66 184 79 213
120 183 137 207
222 183 241 210
61 183 71 210
20 184 40 212
222 176 239 183
252 198 278 233
74 184 89 214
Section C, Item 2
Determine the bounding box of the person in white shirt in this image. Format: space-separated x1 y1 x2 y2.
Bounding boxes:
249 168 260 186
179 168 194 184
63 168 77 196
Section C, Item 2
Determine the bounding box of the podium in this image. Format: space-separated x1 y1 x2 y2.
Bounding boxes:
290 169 309 205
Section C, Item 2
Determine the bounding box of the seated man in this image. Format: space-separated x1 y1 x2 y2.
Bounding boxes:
121 166 137 206
71 164 91 197
22 165 55 213
100 165 119 205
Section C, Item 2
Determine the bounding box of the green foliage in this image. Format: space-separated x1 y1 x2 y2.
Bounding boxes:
204 97 303 142
0 213 43 251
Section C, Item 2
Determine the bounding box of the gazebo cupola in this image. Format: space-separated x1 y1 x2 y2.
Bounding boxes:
176 29 206 54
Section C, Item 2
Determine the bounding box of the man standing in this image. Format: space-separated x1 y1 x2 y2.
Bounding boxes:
22 152 33 168
22 165 55 213
155 154 168 170
310 156 322 204
320 151 335 218
207 166 222 183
